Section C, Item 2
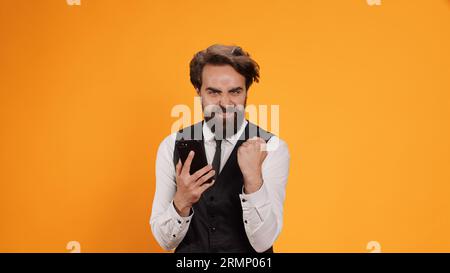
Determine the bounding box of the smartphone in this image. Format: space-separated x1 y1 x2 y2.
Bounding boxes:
175 140 213 183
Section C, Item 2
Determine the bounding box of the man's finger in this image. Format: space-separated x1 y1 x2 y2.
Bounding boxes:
249 136 262 142
198 179 215 194
191 164 213 181
260 142 268 152
248 137 264 144
194 169 216 187
181 151 195 175
176 159 182 177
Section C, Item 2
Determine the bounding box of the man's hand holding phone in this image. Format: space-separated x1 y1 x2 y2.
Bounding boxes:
173 151 216 217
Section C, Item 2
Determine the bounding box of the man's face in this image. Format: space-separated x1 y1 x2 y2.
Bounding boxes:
198 64 247 139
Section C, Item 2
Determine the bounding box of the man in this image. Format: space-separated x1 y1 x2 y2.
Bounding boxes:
150 44 290 253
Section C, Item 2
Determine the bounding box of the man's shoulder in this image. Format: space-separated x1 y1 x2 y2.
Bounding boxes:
157 132 178 158
261 132 289 155
173 121 204 141
158 120 204 150
245 122 288 153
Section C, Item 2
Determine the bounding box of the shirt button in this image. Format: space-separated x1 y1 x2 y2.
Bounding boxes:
177 220 181 224
242 199 247 203
186 220 190 223
172 234 176 238
244 220 248 224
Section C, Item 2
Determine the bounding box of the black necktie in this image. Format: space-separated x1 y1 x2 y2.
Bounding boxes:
212 138 222 179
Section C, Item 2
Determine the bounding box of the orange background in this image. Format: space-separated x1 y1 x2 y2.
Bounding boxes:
1 0 449 252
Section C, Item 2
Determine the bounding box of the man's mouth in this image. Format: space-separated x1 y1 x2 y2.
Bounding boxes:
217 111 235 118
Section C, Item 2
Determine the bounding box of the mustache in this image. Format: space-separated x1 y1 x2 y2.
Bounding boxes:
203 104 245 116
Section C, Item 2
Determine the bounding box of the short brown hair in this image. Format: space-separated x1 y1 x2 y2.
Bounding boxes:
189 44 260 91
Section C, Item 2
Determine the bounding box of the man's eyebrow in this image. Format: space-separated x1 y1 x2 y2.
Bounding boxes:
205 87 222 92
205 86 243 92
228 87 243 92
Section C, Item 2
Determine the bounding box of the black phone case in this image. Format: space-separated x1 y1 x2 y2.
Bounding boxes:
175 140 213 183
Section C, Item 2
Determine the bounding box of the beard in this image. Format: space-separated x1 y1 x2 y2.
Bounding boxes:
203 102 246 140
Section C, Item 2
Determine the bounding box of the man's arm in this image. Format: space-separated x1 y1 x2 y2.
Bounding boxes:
238 136 290 252
150 134 216 251
149 134 193 251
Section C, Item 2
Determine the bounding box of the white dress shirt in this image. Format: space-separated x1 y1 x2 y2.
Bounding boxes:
150 120 290 252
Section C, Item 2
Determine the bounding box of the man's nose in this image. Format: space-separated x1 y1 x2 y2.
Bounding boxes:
219 94 232 108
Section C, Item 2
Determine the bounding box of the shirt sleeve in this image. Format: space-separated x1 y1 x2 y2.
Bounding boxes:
149 134 194 251
239 136 290 252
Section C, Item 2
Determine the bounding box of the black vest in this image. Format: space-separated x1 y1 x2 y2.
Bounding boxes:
172 120 274 253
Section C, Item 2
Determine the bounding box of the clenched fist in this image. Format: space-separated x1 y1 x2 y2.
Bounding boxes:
237 137 268 194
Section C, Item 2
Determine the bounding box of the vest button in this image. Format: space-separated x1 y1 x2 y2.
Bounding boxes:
210 227 216 232
210 196 214 202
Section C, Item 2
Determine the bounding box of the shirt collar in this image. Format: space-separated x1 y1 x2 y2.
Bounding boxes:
203 119 248 146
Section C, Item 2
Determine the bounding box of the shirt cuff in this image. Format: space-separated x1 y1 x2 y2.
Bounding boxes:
239 181 270 209
169 200 194 227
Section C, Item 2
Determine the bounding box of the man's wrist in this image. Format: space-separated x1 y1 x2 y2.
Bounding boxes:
173 198 191 217
243 172 263 194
